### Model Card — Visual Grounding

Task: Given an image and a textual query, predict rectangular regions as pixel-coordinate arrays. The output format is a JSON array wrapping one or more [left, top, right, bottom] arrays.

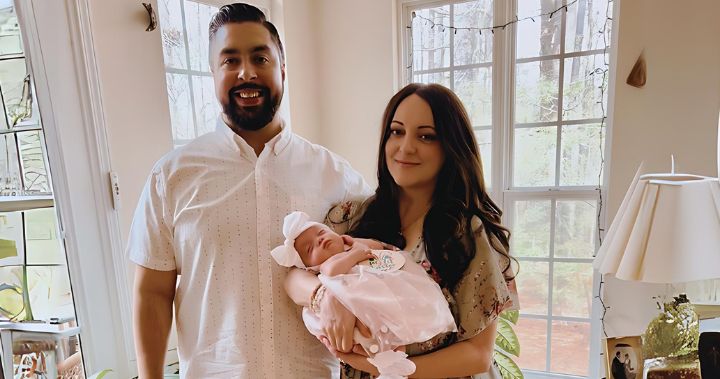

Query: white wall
[[87, 0, 174, 243], [602, 0, 720, 338], [284, 0, 397, 183]]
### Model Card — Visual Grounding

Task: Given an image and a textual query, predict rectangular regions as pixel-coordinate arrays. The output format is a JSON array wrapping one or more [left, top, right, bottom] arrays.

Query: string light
[[591, 0, 614, 340], [411, 0, 578, 36]]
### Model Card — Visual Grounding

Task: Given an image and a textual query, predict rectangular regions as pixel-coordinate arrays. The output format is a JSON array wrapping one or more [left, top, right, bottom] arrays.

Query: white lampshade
[[594, 169, 720, 283]]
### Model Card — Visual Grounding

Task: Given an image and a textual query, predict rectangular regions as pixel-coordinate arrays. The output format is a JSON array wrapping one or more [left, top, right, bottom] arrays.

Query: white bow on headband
[[270, 211, 324, 269]]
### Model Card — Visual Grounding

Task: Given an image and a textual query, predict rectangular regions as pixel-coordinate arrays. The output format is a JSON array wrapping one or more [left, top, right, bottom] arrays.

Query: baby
[[271, 211, 456, 379]]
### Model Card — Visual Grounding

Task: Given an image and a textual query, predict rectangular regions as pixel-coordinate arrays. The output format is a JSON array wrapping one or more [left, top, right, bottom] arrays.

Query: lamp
[[594, 109, 720, 282], [593, 161, 720, 283], [593, 110, 720, 379]]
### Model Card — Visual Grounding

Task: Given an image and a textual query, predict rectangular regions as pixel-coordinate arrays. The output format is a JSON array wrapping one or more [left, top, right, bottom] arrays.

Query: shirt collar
[[216, 117, 293, 157]]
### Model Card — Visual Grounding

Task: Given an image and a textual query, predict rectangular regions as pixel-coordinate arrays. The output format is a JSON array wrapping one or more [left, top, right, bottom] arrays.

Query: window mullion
[[179, 0, 200, 140], [448, 4, 455, 90]]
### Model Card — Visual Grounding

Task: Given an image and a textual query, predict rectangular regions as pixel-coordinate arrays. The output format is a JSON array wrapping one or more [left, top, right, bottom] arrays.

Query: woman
[[287, 83, 517, 378]]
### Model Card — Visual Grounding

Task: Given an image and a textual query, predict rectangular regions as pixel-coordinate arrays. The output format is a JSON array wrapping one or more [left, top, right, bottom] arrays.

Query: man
[[611, 351, 627, 379], [128, 4, 370, 378]]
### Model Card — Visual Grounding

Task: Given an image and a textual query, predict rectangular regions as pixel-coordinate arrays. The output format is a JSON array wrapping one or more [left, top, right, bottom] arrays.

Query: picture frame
[[605, 336, 644, 379]]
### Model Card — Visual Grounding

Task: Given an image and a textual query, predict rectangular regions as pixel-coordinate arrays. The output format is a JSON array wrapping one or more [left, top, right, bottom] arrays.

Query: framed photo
[[605, 336, 643, 379]]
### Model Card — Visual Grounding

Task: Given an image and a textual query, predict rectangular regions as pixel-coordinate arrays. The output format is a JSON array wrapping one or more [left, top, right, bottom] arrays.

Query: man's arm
[[133, 265, 177, 379]]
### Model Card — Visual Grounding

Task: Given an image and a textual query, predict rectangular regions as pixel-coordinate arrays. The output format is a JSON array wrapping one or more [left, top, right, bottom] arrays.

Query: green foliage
[[93, 369, 113, 379], [495, 349, 523, 379], [500, 309, 519, 324], [496, 317, 521, 357], [495, 310, 523, 379]]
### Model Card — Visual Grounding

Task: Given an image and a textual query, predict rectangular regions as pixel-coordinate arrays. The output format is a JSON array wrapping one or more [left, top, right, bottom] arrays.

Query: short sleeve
[[339, 163, 373, 204], [127, 167, 176, 271], [452, 218, 513, 341], [323, 200, 366, 234]]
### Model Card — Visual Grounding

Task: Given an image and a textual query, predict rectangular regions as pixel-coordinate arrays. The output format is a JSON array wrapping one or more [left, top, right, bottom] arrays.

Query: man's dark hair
[[208, 3, 285, 63]]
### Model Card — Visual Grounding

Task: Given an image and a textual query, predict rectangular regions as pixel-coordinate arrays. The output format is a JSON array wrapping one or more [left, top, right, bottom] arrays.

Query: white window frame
[[397, 0, 612, 377]]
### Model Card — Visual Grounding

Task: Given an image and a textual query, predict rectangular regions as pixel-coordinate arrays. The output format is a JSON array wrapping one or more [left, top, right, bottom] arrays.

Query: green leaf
[[90, 369, 113, 379], [496, 317, 521, 357], [500, 309, 519, 324], [495, 350, 524, 379]]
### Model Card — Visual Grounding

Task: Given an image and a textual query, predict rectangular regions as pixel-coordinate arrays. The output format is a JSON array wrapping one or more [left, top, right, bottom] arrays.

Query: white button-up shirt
[[128, 120, 371, 378]]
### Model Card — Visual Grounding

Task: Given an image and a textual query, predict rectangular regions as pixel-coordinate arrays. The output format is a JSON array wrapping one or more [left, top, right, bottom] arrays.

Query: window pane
[[552, 262, 593, 318], [27, 266, 74, 321], [550, 321, 590, 376], [513, 126, 557, 187], [0, 134, 22, 195], [452, 0, 493, 65], [184, 1, 218, 72], [18, 131, 50, 194], [455, 67, 492, 126], [565, 0, 612, 53], [166, 73, 194, 140], [25, 208, 63, 265], [511, 200, 551, 258], [516, 261, 549, 315], [516, 0, 563, 59], [413, 71, 450, 87], [0, 58, 30, 129], [0, 212, 24, 266], [0, 266, 24, 320], [412, 6, 450, 71], [560, 124, 605, 186], [563, 54, 608, 120], [515, 318, 547, 371], [555, 200, 597, 258], [515, 60, 559, 123], [192, 75, 219, 136], [158, 0, 188, 69], [474, 128, 492, 188], [0, 6, 24, 56]]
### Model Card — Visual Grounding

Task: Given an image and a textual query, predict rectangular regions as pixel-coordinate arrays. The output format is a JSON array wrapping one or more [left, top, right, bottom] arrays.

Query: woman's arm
[[284, 254, 368, 353], [408, 319, 497, 377], [284, 267, 319, 307], [335, 320, 498, 377]]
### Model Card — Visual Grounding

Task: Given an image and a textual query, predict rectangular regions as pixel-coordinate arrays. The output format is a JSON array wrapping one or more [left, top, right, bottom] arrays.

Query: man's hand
[[318, 289, 357, 353]]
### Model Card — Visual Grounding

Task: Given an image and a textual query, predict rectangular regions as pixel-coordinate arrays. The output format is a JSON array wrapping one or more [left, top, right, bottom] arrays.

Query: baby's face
[[294, 224, 344, 267]]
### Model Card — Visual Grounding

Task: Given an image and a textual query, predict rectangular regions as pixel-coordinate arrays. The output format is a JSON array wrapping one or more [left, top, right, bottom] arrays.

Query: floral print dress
[[325, 203, 517, 379]]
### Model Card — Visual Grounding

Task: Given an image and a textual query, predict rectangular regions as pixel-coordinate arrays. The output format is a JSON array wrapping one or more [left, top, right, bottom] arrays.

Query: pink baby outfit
[[303, 250, 457, 379]]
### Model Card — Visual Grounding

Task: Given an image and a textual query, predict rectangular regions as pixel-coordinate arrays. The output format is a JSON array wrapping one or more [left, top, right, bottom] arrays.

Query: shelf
[[0, 195, 54, 212]]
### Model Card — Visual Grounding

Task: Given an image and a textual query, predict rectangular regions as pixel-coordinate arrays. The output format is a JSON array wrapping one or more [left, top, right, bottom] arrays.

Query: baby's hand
[[350, 249, 377, 263]]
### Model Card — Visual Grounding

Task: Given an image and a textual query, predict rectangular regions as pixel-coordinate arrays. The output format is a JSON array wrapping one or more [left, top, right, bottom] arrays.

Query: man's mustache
[[229, 84, 270, 96]]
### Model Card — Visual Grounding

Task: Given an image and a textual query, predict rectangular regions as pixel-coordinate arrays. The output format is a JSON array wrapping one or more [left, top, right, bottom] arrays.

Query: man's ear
[[341, 235, 354, 246]]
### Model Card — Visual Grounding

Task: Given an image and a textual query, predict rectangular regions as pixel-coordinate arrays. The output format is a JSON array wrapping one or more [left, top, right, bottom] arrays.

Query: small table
[[0, 321, 83, 379]]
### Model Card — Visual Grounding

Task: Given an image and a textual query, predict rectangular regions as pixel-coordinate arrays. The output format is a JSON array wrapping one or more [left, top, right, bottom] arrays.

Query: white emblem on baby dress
[[361, 250, 406, 272]]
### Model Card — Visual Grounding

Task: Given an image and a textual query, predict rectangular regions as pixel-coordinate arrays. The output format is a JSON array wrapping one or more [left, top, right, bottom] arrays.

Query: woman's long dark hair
[[350, 83, 514, 290]]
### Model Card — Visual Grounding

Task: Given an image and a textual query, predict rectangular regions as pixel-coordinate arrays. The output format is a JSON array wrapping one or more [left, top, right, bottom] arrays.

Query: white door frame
[[16, 0, 133, 376]]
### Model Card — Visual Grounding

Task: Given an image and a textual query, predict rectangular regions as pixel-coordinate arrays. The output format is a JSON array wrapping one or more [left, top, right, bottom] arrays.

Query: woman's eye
[[390, 129, 403, 136], [420, 134, 438, 141]]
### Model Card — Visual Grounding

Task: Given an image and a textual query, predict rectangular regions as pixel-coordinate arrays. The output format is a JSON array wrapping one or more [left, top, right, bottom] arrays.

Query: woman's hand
[[318, 290, 357, 353], [320, 337, 380, 376]]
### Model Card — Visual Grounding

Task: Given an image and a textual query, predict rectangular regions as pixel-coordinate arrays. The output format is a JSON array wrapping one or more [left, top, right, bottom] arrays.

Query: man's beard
[[223, 84, 283, 132]]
